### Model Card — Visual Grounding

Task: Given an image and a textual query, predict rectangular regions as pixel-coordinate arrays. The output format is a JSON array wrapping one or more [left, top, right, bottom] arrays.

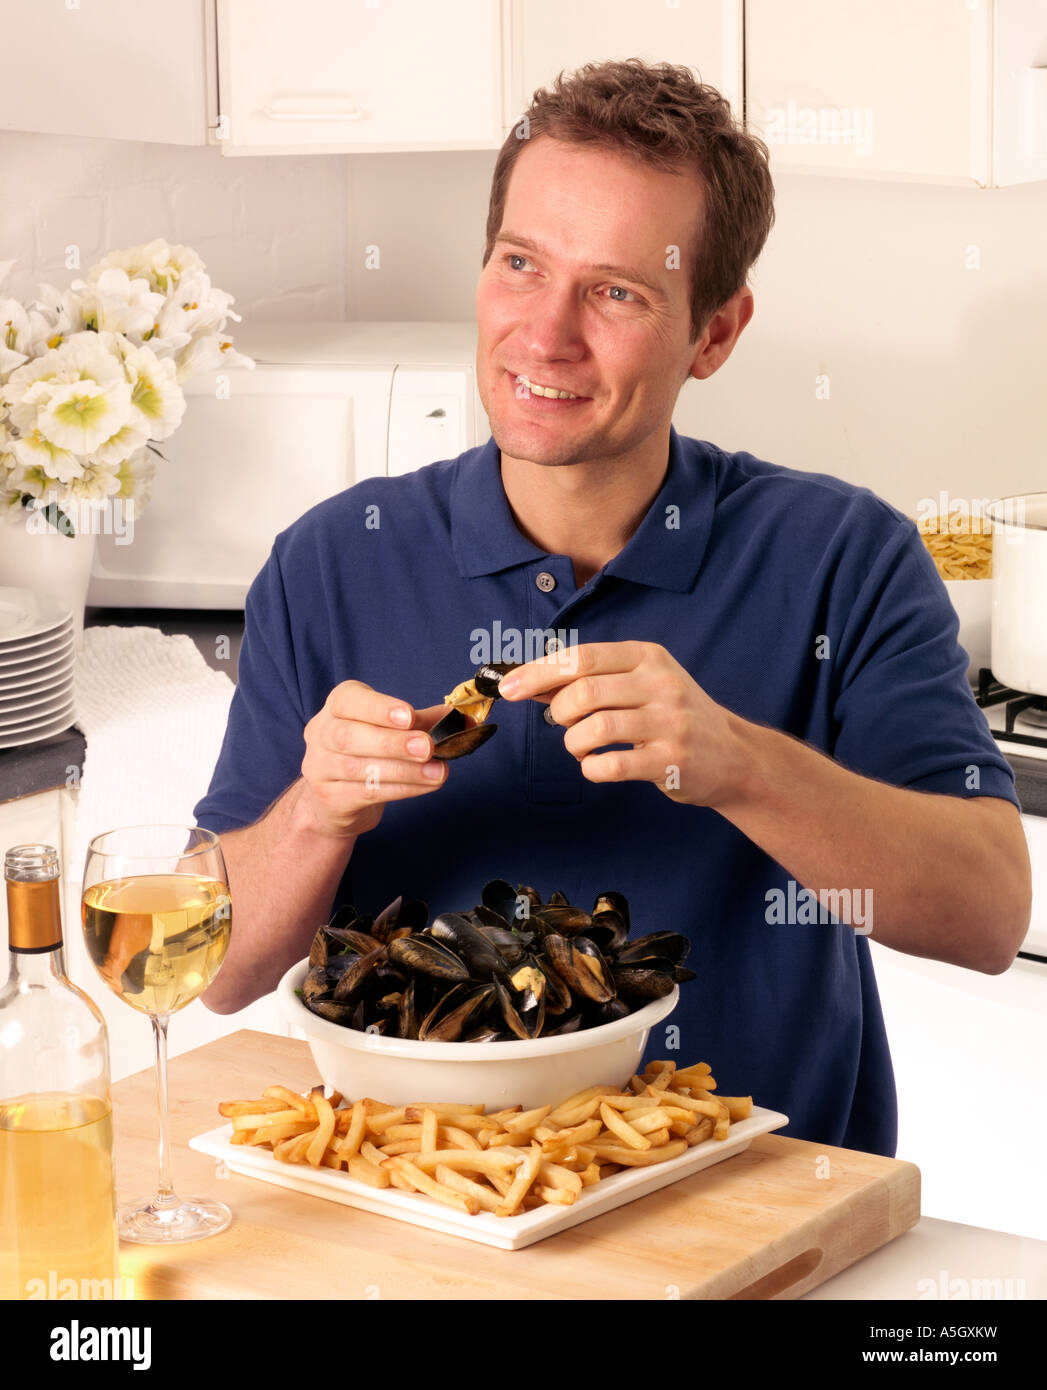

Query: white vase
[[0, 513, 98, 646]]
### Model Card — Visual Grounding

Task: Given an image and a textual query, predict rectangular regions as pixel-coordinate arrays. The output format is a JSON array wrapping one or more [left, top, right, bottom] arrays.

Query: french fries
[[218, 1060, 753, 1219]]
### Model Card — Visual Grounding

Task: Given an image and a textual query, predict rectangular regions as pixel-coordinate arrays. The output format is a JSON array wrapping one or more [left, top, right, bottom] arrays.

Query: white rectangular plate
[[189, 1106, 789, 1251]]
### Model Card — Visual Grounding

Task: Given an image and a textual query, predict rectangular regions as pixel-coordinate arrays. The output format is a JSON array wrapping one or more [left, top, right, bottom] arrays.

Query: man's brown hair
[[482, 58, 775, 343]]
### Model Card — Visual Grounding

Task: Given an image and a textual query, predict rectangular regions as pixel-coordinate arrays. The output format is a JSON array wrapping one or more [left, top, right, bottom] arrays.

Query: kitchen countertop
[[110, 1029, 1047, 1300], [4, 608, 1047, 816]]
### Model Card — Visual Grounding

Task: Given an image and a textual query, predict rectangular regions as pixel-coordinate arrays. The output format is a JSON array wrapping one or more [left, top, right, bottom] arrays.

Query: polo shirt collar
[[451, 425, 715, 593]]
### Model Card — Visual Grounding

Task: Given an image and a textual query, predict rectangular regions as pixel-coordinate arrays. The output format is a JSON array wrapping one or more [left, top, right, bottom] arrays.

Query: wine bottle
[[0, 844, 118, 1300]]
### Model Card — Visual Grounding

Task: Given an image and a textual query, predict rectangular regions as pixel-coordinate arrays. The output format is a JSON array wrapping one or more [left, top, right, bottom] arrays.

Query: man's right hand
[[298, 680, 451, 838]]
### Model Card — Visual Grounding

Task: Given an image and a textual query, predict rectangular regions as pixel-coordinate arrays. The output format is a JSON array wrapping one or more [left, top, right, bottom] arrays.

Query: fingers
[[547, 672, 651, 730], [499, 642, 650, 701], [301, 683, 451, 833]]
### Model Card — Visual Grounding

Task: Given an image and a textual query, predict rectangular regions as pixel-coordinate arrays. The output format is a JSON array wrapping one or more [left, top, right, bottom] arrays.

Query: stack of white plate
[[0, 588, 77, 751]]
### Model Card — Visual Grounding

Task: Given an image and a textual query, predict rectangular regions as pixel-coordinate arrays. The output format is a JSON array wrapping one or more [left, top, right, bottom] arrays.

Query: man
[[196, 59, 1031, 1157]]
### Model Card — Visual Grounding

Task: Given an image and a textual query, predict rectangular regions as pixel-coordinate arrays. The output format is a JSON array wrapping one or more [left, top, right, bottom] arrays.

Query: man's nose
[[519, 281, 587, 363]]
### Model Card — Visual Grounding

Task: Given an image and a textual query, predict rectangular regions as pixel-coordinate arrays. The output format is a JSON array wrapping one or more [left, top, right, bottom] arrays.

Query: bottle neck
[[7, 944, 68, 987]]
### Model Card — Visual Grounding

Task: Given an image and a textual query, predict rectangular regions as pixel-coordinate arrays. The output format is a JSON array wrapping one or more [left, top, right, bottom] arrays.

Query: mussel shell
[[332, 945, 387, 1001], [543, 933, 615, 1004], [308, 930, 329, 969], [398, 975, 420, 1040], [535, 903, 593, 935], [615, 931, 691, 966], [431, 721, 498, 760], [544, 1012, 585, 1037], [389, 934, 470, 981], [592, 890, 631, 934], [495, 978, 546, 1040], [303, 963, 334, 1001], [540, 958, 573, 1015], [370, 894, 402, 943], [472, 661, 519, 699], [329, 927, 385, 955], [328, 902, 364, 933], [472, 908, 534, 963], [584, 998, 632, 1027], [307, 998, 356, 1025], [418, 982, 497, 1042], [429, 912, 508, 978], [611, 966, 676, 1002]]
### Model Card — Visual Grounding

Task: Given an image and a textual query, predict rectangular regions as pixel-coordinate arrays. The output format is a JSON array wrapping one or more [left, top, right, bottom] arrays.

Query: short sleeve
[[830, 513, 1020, 809], [193, 544, 308, 833]]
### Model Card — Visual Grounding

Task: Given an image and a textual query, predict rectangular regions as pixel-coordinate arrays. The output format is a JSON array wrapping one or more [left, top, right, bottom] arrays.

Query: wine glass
[[81, 824, 232, 1243]]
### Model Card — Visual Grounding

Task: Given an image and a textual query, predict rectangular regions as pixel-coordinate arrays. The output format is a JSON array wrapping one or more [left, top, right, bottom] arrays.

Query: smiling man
[[195, 60, 1031, 1157]]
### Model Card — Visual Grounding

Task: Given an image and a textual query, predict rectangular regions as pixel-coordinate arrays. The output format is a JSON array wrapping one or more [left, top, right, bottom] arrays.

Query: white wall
[[0, 131, 349, 323]]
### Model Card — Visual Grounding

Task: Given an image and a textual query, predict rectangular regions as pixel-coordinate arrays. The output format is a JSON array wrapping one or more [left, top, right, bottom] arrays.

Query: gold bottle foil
[[5, 845, 63, 952]]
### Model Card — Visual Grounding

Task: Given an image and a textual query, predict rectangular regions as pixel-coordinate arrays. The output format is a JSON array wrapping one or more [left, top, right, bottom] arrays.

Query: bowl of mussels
[[278, 877, 691, 1110]]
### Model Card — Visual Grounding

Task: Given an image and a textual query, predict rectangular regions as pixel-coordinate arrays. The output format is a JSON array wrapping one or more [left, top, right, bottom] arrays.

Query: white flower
[[111, 444, 157, 507], [69, 267, 166, 342], [89, 239, 205, 297], [111, 336, 187, 441], [10, 428, 83, 483], [0, 297, 57, 383], [2, 332, 139, 460]]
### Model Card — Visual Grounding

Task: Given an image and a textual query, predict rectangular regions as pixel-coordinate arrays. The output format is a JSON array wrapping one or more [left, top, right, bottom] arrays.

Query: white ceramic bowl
[[278, 960, 679, 1110]]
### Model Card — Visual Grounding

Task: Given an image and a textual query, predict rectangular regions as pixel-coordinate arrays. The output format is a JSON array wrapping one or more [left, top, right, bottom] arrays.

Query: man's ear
[[687, 286, 755, 383]]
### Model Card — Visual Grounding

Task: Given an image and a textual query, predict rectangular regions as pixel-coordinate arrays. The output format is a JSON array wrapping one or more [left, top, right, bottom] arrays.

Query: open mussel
[[418, 982, 496, 1042], [429, 661, 520, 760]]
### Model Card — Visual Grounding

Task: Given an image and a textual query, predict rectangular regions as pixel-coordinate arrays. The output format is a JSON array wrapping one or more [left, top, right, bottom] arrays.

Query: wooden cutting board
[[111, 1029, 920, 1300]]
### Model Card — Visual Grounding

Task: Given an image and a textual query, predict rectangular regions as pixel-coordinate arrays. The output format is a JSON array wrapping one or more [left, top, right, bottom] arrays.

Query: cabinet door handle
[[263, 98, 367, 122]]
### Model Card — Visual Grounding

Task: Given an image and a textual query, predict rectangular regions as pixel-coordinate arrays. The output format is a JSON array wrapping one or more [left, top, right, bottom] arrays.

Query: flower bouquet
[[0, 239, 253, 539]]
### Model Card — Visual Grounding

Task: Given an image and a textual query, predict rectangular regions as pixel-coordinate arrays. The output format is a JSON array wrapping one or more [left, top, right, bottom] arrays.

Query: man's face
[[475, 135, 708, 469]]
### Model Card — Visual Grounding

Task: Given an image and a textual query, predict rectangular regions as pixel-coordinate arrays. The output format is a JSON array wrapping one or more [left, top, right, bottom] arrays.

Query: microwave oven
[[88, 321, 489, 609]]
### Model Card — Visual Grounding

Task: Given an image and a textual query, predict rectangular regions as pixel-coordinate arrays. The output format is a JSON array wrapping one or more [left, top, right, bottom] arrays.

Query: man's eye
[[506, 254, 532, 272], [605, 285, 637, 303]]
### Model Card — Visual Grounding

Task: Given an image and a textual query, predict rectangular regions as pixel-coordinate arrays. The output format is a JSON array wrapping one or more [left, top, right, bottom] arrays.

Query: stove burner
[[1017, 699, 1047, 730], [975, 670, 1047, 751]]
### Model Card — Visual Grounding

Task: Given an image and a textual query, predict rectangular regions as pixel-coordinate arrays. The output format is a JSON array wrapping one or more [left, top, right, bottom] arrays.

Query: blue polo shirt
[[194, 426, 1020, 1156]]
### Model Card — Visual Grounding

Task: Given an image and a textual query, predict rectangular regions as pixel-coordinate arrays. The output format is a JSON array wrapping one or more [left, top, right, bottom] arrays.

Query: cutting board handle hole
[[728, 1246, 824, 1300]]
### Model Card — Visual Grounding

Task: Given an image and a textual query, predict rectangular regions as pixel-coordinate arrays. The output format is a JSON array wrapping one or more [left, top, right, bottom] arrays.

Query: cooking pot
[[988, 492, 1047, 695]]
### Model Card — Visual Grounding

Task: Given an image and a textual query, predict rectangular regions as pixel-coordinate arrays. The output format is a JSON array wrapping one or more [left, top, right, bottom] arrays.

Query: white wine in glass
[[81, 825, 232, 1243]]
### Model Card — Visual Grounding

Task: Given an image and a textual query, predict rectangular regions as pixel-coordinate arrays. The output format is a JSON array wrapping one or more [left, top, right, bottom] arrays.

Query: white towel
[[69, 625, 234, 880]]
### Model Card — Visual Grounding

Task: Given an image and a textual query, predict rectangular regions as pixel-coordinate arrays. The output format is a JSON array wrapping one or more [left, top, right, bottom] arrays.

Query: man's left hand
[[498, 641, 744, 808]]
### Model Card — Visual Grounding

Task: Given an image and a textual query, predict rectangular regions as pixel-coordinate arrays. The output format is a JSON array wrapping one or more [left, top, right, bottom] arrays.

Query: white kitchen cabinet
[[0, 0, 214, 145], [510, 0, 743, 121], [746, 0, 1047, 187], [216, 0, 504, 154]]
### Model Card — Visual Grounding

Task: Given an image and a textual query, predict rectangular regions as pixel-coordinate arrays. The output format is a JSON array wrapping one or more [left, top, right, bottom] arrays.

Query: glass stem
[[151, 1013, 177, 1211]]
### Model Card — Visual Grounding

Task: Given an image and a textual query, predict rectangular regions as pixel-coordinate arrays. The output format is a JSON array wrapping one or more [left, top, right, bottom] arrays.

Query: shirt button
[[535, 571, 556, 593], [543, 706, 558, 726]]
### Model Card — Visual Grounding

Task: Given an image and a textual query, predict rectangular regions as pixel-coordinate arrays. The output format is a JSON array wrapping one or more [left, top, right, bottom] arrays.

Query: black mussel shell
[[303, 963, 334, 1001], [544, 1012, 585, 1037], [328, 902, 363, 933], [480, 878, 532, 928], [370, 894, 402, 943], [543, 933, 616, 1004], [535, 903, 593, 935], [328, 926, 384, 955], [592, 890, 631, 934], [429, 912, 508, 979], [611, 966, 676, 1002], [332, 946, 387, 1002], [389, 934, 471, 981], [430, 720, 498, 761], [307, 998, 356, 1025], [615, 931, 691, 967], [495, 958, 547, 1039], [584, 998, 632, 1027], [472, 661, 519, 699], [418, 982, 496, 1042], [308, 930, 329, 969], [472, 908, 534, 963]]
